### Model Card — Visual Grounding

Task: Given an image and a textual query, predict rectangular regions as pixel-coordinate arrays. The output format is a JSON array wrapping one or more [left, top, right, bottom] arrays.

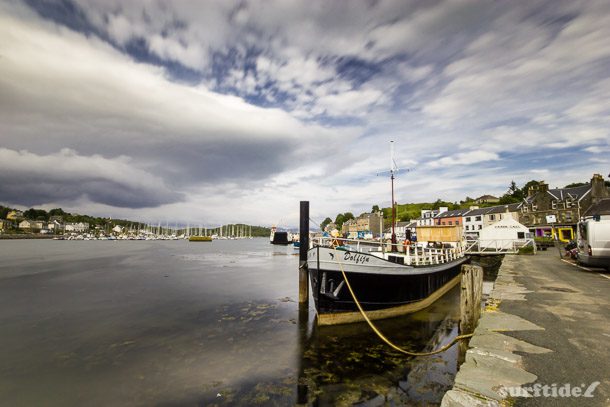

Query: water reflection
[[293, 255, 504, 406], [296, 286, 462, 406]]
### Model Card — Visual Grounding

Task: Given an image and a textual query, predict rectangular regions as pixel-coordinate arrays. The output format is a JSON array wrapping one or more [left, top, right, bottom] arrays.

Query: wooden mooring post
[[299, 201, 309, 306], [458, 264, 483, 364]]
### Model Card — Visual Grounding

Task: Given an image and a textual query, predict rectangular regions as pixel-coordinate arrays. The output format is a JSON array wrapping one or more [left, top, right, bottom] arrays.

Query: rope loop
[[334, 247, 473, 357]]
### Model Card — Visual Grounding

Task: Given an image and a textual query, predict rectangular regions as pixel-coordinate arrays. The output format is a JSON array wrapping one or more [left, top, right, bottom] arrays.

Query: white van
[[577, 218, 610, 270]]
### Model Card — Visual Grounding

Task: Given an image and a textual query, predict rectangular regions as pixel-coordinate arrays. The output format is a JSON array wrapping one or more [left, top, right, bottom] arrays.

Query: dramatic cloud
[[0, 148, 180, 207], [1, 0, 609, 225]]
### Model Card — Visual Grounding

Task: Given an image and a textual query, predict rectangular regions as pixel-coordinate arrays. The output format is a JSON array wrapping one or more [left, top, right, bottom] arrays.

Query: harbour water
[[0, 239, 496, 406]]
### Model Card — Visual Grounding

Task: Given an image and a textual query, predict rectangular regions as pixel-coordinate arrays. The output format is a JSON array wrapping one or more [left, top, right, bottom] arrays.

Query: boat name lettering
[[343, 252, 370, 264]]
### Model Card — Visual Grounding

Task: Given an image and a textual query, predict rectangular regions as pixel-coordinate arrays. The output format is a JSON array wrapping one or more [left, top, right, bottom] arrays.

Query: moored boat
[[307, 239, 467, 325], [270, 226, 291, 245], [189, 236, 213, 242], [306, 140, 468, 325]]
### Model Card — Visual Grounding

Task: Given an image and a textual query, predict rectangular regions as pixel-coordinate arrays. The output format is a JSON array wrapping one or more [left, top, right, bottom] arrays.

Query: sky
[[1, 0, 609, 227]]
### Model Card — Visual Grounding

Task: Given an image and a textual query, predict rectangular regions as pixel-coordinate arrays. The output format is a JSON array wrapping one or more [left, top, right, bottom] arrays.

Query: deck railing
[[311, 236, 466, 266], [464, 238, 536, 254], [311, 235, 537, 262]]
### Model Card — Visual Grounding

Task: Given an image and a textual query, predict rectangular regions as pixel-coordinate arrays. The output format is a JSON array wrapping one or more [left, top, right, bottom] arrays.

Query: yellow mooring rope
[[335, 248, 474, 357]]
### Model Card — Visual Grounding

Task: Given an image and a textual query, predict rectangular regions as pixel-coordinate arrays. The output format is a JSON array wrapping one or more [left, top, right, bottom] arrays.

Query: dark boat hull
[[270, 231, 291, 245], [307, 246, 468, 325]]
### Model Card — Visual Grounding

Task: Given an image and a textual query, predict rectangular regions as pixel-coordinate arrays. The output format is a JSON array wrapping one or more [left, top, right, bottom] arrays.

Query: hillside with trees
[[0, 205, 270, 236]]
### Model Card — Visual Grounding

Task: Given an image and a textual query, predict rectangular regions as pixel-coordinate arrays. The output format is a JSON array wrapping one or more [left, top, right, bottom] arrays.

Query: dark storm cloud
[[155, 139, 296, 186], [0, 148, 182, 208], [0, 3, 344, 210]]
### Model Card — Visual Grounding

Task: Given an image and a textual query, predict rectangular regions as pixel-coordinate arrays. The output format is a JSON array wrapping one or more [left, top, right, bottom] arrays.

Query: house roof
[[477, 195, 498, 200], [547, 184, 591, 201], [484, 203, 522, 214], [583, 198, 610, 217], [435, 208, 471, 218], [463, 207, 492, 217]]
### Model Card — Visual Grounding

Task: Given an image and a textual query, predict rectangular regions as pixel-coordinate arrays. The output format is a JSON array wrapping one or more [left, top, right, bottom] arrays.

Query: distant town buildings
[[340, 212, 383, 238], [395, 174, 609, 243], [65, 222, 90, 233]]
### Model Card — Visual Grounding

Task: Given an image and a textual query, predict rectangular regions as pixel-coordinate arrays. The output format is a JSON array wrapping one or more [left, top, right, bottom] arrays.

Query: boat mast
[[390, 140, 397, 250]]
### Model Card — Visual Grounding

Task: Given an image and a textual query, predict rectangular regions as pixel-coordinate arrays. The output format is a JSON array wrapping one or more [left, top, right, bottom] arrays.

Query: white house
[[47, 220, 62, 231], [478, 217, 531, 250], [463, 207, 487, 236], [65, 222, 89, 233], [395, 221, 417, 239], [18, 220, 44, 230], [416, 207, 448, 226], [482, 203, 521, 228]]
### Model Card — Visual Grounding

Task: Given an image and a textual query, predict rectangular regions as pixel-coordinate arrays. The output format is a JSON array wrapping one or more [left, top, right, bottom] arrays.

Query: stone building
[[356, 212, 383, 236], [341, 219, 357, 236], [519, 174, 609, 241]]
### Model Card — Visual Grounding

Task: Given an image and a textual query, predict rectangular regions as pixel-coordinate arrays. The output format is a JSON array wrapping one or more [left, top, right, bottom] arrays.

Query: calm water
[[0, 239, 491, 406]]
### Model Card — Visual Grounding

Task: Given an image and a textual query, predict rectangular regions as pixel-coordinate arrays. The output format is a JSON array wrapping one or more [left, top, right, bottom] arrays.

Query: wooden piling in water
[[299, 201, 309, 305], [459, 264, 483, 335], [458, 264, 483, 364]]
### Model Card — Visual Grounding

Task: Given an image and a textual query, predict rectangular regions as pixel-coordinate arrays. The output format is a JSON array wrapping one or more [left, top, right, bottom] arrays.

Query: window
[[478, 225, 482, 230], [566, 199, 572, 208], [465, 217, 471, 222], [456, 220, 460, 225], [532, 204, 538, 211], [517, 232, 525, 239], [551, 200, 557, 209], [489, 214, 495, 221], [475, 216, 481, 221], [449, 221, 453, 225]]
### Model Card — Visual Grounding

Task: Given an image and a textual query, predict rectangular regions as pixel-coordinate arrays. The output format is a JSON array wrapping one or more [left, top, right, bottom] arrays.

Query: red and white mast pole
[[390, 141, 397, 251]]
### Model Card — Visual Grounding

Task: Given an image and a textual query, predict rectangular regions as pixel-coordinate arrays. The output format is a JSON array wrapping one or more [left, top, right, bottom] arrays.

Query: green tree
[[334, 212, 355, 230], [371, 205, 380, 213], [498, 180, 524, 204], [0, 205, 10, 219], [498, 195, 520, 204], [520, 180, 540, 198], [23, 208, 49, 221], [399, 213, 411, 222], [334, 213, 346, 229], [508, 180, 519, 196], [432, 199, 455, 210], [320, 217, 332, 231], [48, 208, 67, 217], [564, 182, 587, 188]]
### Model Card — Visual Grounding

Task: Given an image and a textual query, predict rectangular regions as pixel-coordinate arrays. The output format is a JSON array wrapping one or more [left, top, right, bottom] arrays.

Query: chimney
[[590, 173, 609, 203], [538, 181, 548, 194], [527, 183, 539, 197]]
